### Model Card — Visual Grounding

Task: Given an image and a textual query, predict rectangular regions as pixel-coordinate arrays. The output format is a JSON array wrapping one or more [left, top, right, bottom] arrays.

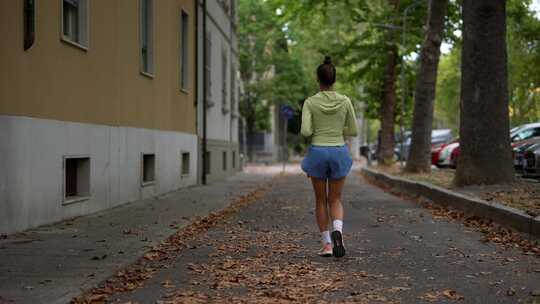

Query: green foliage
[[238, 0, 310, 132], [507, 0, 540, 125], [270, 0, 435, 131], [434, 44, 461, 134], [240, 0, 540, 137], [434, 0, 540, 131]]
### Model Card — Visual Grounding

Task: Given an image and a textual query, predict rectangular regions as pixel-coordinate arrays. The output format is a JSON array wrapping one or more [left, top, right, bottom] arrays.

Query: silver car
[[395, 129, 453, 161], [511, 122, 540, 143]]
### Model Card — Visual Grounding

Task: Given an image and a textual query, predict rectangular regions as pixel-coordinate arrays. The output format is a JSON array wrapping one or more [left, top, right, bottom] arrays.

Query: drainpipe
[[202, 0, 208, 185], [229, 3, 235, 163]]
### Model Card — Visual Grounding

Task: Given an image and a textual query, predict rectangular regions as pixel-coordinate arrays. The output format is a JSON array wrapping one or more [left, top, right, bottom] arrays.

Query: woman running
[[300, 56, 358, 258]]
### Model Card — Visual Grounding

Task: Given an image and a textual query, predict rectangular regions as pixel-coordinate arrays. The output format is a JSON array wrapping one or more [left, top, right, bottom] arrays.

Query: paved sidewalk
[[0, 165, 279, 304], [94, 165, 538, 303]]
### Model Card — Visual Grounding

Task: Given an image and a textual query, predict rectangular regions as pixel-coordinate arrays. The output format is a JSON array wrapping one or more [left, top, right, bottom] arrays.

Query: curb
[[361, 167, 540, 238]]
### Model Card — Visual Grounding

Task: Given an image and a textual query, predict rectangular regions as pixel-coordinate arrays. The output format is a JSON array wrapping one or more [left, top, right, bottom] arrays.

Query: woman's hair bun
[[324, 56, 332, 65]]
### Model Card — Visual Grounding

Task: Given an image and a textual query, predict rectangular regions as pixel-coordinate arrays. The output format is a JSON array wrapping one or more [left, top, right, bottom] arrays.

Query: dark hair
[[317, 56, 336, 87]]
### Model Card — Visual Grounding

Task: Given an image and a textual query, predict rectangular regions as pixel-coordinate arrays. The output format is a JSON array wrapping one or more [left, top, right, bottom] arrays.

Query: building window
[[230, 63, 236, 115], [221, 49, 228, 114], [24, 0, 36, 51], [142, 154, 156, 185], [180, 10, 189, 91], [205, 32, 213, 107], [205, 151, 211, 174], [140, 0, 154, 76], [222, 151, 227, 171], [232, 151, 236, 169], [61, 0, 89, 48], [231, 0, 236, 19], [63, 156, 90, 204], [218, 0, 231, 15], [181, 152, 190, 176]]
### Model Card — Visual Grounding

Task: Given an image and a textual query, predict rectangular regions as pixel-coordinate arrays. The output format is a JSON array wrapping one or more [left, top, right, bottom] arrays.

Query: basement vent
[[63, 156, 90, 204], [181, 152, 190, 176], [205, 151, 211, 174], [142, 154, 156, 185]]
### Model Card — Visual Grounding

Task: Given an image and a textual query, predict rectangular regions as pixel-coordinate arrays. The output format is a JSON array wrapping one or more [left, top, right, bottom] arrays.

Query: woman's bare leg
[[310, 177, 329, 232], [328, 177, 346, 221], [328, 177, 346, 257]]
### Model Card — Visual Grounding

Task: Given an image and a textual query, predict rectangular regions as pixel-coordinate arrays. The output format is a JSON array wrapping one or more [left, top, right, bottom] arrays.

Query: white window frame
[[140, 0, 155, 78], [60, 0, 89, 50], [180, 9, 190, 92]]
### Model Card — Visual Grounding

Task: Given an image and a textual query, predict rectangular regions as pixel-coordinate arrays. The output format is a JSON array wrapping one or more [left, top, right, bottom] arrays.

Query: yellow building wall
[[0, 0, 197, 134]]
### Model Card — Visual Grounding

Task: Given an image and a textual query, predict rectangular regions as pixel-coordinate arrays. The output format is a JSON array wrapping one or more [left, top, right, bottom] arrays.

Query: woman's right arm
[[300, 100, 313, 137]]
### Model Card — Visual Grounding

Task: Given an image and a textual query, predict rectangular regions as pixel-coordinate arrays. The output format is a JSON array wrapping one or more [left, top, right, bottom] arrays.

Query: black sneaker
[[331, 230, 345, 258]]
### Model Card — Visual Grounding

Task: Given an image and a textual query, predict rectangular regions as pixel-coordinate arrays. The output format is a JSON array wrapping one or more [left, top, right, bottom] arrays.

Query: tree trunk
[[405, 0, 448, 173], [246, 115, 255, 163], [455, 0, 514, 186], [378, 0, 400, 166], [378, 46, 399, 166]]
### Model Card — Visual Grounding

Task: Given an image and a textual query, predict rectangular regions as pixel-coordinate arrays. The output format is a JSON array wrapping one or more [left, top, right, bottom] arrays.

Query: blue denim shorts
[[301, 145, 353, 180]]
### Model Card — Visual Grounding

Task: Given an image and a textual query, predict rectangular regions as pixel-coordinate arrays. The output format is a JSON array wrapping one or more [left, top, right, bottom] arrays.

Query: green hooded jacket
[[300, 91, 358, 146]]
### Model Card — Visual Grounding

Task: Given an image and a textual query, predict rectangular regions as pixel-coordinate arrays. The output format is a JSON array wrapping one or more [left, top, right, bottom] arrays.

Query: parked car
[[434, 123, 540, 170], [394, 131, 411, 161], [448, 135, 537, 170], [510, 122, 540, 143], [437, 142, 460, 168], [432, 129, 454, 147], [432, 138, 458, 166], [431, 144, 446, 166], [523, 143, 540, 178], [450, 145, 460, 168], [512, 137, 540, 173], [395, 129, 453, 161]]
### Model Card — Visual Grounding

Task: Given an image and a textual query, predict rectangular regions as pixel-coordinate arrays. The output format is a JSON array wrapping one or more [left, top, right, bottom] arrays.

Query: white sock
[[321, 230, 331, 245], [333, 220, 343, 233]]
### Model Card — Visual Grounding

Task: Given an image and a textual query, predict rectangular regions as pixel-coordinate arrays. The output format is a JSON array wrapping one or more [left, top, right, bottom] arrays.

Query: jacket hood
[[309, 91, 348, 114]]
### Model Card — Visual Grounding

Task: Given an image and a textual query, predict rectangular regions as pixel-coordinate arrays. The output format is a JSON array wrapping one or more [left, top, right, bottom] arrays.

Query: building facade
[[0, 0, 198, 234], [197, 0, 241, 184]]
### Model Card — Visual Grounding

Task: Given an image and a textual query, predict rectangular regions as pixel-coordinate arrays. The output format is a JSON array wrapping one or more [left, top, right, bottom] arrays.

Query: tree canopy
[[239, 0, 540, 140]]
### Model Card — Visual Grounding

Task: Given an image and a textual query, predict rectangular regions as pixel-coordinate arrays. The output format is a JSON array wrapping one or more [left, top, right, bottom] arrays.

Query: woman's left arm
[[343, 100, 358, 137]]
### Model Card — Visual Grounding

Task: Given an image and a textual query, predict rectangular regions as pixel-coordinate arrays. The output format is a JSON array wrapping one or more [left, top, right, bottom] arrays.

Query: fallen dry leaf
[[442, 289, 464, 300], [71, 185, 270, 304]]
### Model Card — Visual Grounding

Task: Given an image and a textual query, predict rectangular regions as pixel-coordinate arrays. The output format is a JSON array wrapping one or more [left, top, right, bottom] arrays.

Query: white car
[[437, 142, 460, 168], [511, 122, 540, 143]]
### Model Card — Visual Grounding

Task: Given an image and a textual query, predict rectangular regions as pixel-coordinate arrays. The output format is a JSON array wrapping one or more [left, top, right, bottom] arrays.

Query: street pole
[[202, 0, 208, 184]]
